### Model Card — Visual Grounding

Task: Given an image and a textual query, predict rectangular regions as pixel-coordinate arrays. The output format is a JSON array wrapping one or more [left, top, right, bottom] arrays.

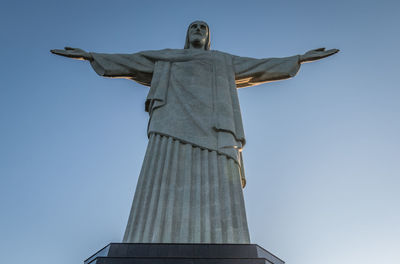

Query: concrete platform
[[85, 243, 284, 264]]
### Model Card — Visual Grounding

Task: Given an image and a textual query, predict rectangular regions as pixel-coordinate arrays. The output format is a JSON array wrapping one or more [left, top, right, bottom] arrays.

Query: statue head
[[184, 21, 210, 50]]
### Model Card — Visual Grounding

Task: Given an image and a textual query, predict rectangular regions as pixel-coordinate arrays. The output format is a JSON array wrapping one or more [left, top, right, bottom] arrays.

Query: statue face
[[188, 21, 209, 49]]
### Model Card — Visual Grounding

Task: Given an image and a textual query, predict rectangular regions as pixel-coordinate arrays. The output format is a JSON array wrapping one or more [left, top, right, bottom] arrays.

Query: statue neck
[[189, 41, 205, 50]]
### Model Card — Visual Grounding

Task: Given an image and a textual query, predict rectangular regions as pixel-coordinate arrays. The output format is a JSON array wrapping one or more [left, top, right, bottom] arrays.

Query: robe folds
[[89, 49, 301, 243]]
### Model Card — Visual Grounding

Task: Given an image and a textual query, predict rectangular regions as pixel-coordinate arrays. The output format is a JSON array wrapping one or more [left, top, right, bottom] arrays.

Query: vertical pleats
[[123, 133, 250, 244]]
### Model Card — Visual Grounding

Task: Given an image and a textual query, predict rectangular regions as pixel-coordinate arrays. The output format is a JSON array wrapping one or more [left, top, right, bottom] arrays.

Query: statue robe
[[90, 49, 300, 243]]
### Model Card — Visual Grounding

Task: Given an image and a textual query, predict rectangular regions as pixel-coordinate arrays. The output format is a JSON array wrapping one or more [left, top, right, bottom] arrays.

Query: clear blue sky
[[1, 0, 399, 263]]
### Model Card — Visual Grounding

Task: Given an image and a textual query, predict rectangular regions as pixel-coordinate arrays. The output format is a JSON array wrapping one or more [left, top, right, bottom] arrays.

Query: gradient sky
[[1, 1, 399, 264]]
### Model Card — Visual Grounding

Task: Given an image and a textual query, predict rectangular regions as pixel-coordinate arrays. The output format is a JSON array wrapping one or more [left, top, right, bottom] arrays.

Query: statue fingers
[[328, 48, 340, 54], [50, 48, 83, 59], [50, 49, 69, 56], [321, 48, 340, 58], [314, 47, 326, 52], [304, 47, 325, 58]]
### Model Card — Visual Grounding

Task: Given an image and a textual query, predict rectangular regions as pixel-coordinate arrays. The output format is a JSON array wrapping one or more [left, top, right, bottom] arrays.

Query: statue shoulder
[[211, 49, 234, 57]]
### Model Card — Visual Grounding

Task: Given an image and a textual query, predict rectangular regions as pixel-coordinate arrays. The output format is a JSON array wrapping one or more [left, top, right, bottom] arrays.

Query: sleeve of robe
[[233, 55, 301, 88], [89, 52, 155, 86]]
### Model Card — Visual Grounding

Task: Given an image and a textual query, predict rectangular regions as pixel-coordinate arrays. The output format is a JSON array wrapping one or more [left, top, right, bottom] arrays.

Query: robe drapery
[[89, 49, 301, 243]]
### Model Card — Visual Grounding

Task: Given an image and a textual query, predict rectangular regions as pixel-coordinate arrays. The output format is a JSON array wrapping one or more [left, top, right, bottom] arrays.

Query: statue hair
[[184, 21, 211, 50]]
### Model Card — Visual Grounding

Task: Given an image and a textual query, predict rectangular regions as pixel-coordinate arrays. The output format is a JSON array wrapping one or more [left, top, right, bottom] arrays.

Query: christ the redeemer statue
[[51, 21, 338, 244]]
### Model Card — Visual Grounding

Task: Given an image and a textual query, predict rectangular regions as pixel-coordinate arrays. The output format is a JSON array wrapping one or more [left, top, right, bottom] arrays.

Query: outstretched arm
[[233, 54, 301, 88], [50, 47, 155, 85], [233, 47, 339, 88]]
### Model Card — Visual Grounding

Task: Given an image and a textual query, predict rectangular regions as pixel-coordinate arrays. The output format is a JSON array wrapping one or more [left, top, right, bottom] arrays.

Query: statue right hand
[[50, 47, 93, 61]]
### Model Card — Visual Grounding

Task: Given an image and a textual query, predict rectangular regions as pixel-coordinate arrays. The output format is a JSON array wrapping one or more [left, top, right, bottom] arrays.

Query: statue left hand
[[50, 47, 93, 61], [300, 48, 339, 63]]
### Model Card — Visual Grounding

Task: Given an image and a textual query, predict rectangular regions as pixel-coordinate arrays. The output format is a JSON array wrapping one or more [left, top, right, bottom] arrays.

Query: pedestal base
[[85, 243, 284, 264]]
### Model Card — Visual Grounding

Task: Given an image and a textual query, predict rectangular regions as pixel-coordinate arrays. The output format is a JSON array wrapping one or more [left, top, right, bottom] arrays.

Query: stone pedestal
[[85, 243, 284, 264]]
